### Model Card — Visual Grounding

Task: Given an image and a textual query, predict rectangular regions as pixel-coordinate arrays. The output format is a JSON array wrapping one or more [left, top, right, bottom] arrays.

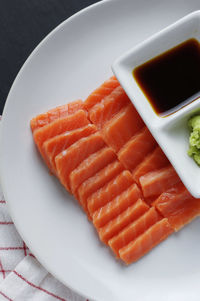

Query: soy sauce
[[133, 38, 200, 116]]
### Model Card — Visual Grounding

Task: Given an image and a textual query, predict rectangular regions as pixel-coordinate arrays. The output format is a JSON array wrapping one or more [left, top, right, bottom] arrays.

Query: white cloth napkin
[[0, 120, 88, 301]]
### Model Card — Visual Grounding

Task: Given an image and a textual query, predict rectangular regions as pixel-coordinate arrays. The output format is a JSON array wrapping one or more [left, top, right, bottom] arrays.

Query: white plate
[[1, 1, 200, 300]]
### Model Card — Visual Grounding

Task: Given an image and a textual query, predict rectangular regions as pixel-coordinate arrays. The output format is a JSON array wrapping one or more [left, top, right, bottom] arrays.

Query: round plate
[[1, 1, 200, 300]]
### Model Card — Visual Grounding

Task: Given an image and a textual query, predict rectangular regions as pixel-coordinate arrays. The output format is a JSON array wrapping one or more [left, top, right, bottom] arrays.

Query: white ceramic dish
[[112, 11, 200, 198], [1, 1, 200, 301]]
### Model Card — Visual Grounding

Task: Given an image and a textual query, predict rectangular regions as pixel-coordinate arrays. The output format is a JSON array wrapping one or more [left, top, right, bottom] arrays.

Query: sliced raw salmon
[[84, 76, 119, 110], [69, 147, 116, 195], [55, 132, 105, 192], [118, 127, 157, 171], [139, 166, 181, 198], [109, 207, 162, 256], [31, 81, 198, 265], [144, 196, 157, 206], [87, 170, 134, 215], [30, 100, 83, 132], [33, 110, 90, 167], [43, 124, 97, 174], [98, 199, 149, 244], [77, 160, 124, 212], [152, 183, 190, 214], [89, 86, 130, 129], [166, 197, 200, 231], [102, 104, 144, 152], [133, 147, 169, 184], [93, 183, 142, 229], [119, 218, 173, 264], [153, 183, 200, 231]]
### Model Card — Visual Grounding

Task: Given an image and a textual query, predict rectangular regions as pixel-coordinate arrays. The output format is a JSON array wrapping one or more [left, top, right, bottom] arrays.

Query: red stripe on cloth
[[0, 247, 28, 251], [13, 271, 67, 301], [0, 257, 5, 279], [23, 242, 27, 256], [0, 291, 13, 301], [0, 200, 6, 204], [0, 222, 13, 225], [0, 270, 12, 273], [29, 253, 35, 258]]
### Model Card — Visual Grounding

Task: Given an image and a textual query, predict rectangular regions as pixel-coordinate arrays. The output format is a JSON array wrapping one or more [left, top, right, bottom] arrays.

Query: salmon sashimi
[[133, 147, 169, 184], [69, 147, 116, 195], [139, 166, 181, 198], [77, 160, 124, 211], [166, 197, 200, 231], [119, 218, 173, 264], [152, 183, 191, 215], [84, 76, 119, 111], [109, 207, 162, 256], [87, 170, 134, 215], [152, 183, 200, 231], [33, 110, 90, 167], [30, 100, 83, 132], [89, 86, 130, 129], [43, 124, 97, 174], [31, 79, 200, 265], [93, 183, 142, 229], [102, 104, 144, 152], [144, 196, 157, 206], [118, 127, 157, 171], [98, 199, 149, 244], [55, 132, 105, 192]]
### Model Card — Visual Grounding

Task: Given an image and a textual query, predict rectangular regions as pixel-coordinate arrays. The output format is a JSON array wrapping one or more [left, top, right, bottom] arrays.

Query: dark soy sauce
[[133, 38, 200, 117]]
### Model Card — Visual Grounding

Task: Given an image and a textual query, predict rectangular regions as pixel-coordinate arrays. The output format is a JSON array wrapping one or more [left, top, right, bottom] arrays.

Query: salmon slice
[[102, 104, 144, 152], [93, 183, 142, 229], [87, 170, 134, 215], [84, 76, 119, 110], [89, 86, 130, 129], [153, 183, 200, 231], [118, 127, 157, 171], [139, 166, 181, 198], [152, 183, 191, 214], [69, 147, 116, 195], [133, 147, 169, 184], [33, 110, 90, 167], [109, 207, 162, 256], [144, 196, 157, 206], [55, 132, 105, 192], [77, 160, 124, 212], [119, 218, 173, 264], [166, 197, 200, 231], [98, 199, 149, 244], [43, 124, 97, 174], [30, 100, 83, 132]]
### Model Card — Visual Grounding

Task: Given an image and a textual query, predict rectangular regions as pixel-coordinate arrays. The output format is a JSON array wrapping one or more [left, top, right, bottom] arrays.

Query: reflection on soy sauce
[[133, 38, 200, 117]]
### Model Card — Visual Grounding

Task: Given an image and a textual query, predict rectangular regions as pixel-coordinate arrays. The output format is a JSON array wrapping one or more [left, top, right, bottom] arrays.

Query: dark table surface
[[0, 0, 100, 115]]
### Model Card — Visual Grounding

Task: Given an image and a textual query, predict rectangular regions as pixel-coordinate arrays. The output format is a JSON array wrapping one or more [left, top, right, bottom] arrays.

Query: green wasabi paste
[[188, 115, 200, 166]]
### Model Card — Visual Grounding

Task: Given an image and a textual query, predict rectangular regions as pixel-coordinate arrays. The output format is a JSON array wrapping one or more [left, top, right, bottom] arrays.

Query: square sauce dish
[[112, 11, 200, 198]]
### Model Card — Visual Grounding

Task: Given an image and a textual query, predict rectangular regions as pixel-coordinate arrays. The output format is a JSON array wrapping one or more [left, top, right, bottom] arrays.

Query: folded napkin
[[0, 120, 88, 301]]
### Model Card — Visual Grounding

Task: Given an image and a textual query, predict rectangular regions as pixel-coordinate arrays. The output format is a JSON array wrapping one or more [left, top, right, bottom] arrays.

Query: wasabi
[[188, 115, 200, 165]]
